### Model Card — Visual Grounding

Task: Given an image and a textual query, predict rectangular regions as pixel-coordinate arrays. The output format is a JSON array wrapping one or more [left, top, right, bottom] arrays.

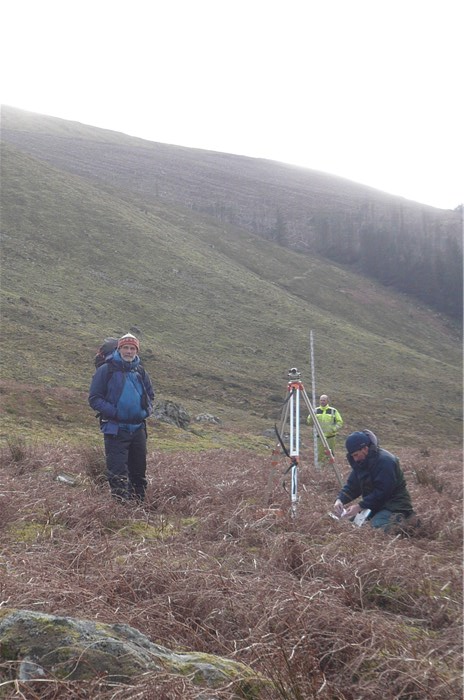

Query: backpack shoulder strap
[[102, 362, 126, 405], [134, 365, 147, 385], [100, 361, 119, 393], [102, 361, 113, 382]]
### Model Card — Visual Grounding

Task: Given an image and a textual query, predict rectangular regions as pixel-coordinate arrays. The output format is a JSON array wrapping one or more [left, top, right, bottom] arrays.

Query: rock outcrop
[[152, 400, 191, 429], [0, 608, 265, 697]]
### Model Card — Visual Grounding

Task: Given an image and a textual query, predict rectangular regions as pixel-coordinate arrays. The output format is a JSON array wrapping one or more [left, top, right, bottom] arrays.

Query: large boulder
[[152, 400, 190, 429], [195, 413, 222, 424], [0, 608, 266, 696]]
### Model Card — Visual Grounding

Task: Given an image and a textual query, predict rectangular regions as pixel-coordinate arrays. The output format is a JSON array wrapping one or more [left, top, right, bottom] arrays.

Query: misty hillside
[[0, 106, 462, 450], [2, 105, 462, 321]]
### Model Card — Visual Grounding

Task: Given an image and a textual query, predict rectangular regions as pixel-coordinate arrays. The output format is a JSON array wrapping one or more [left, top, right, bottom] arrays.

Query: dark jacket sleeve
[[359, 452, 399, 512], [88, 365, 118, 420], [338, 471, 362, 504]]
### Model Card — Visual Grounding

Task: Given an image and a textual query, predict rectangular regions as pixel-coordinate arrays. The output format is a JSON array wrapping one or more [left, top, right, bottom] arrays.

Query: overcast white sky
[[2, 0, 462, 209]]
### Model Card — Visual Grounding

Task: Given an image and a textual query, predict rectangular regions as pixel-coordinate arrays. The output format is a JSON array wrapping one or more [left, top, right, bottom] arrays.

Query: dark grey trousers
[[104, 427, 147, 500]]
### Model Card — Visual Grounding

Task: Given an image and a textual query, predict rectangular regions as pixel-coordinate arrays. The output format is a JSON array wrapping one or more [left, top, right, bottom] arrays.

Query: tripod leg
[[289, 389, 300, 456], [278, 399, 290, 443], [289, 387, 300, 516], [262, 398, 291, 507], [290, 462, 298, 518]]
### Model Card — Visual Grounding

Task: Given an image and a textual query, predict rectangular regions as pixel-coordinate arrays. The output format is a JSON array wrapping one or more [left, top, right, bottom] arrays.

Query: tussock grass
[[0, 441, 461, 698], [412, 464, 445, 493]]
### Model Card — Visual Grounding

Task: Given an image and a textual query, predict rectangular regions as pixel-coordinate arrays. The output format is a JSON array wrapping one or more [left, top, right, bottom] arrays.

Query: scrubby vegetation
[[0, 438, 461, 699]]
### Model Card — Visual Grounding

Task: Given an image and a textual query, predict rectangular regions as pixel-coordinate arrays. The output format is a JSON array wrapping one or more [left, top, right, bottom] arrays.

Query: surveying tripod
[[275, 368, 343, 516]]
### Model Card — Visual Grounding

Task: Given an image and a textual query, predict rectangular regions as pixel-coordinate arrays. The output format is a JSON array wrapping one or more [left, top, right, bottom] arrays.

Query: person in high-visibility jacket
[[307, 394, 343, 463]]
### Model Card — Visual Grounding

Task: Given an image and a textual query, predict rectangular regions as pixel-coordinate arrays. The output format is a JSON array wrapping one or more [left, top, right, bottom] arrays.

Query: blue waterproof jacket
[[337, 445, 413, 515], [88, 352, 155, 435]]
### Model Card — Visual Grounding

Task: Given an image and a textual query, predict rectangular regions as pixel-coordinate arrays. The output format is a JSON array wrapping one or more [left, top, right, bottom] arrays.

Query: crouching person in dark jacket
[[332, 431, 415, 532], [89, 333, 155, 502]]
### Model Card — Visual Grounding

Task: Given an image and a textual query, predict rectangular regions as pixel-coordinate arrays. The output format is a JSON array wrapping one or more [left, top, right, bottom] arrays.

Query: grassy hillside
[[1, 140, 461, 450], [2, 105, 461, 322]]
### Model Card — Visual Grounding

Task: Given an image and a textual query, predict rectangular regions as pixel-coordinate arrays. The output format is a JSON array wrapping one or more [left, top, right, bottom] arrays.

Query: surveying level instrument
[[275, 368, 343, 517]]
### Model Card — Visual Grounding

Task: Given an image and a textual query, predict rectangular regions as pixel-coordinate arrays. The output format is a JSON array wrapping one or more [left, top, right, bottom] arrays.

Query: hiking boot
[[108, 476, 129, 502], [128, 483, 146, 502]]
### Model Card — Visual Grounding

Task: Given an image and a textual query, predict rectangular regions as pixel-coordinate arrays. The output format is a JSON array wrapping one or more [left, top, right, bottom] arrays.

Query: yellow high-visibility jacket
[[307, 405, 343, 438]]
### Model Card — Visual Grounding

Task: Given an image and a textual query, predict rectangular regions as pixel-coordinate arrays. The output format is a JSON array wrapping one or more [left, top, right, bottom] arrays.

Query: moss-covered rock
[[0, 608, 266, 697]]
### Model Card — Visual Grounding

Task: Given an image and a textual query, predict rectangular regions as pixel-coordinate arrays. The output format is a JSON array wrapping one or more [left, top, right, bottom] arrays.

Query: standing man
[[307, 394, 343, 463], [89, 333, 155, 502], [333, 431, 415, 531]]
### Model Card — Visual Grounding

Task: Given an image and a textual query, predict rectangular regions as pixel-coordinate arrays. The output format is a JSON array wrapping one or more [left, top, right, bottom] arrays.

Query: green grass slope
[[1, 142, 462, 449], [2, 105, 461, 325]]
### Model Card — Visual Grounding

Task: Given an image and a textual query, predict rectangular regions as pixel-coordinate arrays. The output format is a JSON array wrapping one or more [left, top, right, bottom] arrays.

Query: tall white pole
[[310, 330, 319, 470]]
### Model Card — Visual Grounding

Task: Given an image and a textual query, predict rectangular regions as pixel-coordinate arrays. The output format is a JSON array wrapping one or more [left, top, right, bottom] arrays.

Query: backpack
[[94, 338, 119, 369]]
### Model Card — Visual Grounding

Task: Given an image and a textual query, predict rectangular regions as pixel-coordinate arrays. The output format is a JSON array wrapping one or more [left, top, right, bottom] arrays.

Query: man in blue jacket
[[332, 431, 414, 531], [89, 333, 155, 502]]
